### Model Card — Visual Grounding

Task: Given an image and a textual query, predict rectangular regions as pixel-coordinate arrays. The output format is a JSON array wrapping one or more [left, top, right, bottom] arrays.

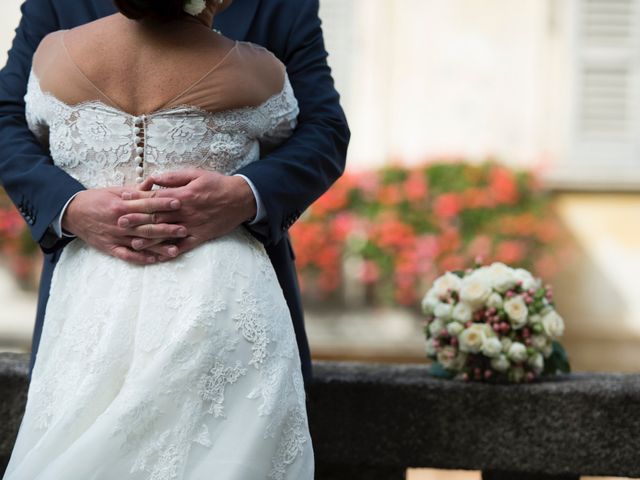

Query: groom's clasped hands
[[62, 169, 257, 265]]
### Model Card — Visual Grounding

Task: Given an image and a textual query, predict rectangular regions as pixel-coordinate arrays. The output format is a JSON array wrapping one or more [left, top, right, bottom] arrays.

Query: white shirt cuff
[[52, 192, 81, 238], [233, 174, 265, 225]]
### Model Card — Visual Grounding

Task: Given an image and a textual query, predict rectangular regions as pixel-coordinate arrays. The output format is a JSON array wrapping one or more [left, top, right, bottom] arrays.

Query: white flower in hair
[[184, 0, 207, 16]]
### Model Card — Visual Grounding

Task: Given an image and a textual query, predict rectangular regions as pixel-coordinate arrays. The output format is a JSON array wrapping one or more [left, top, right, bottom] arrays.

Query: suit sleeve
[[0, 0, 86, 253], [234, 0, 350, 246]]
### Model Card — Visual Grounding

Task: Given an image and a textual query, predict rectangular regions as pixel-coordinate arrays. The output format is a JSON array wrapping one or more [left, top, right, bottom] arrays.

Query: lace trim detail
[[24, 70, 298, 189], [230, 237, 310, 479]]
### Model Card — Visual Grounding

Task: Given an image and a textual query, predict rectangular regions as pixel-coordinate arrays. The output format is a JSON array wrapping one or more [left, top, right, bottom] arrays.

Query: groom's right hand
[[61, 187, 185, 265]]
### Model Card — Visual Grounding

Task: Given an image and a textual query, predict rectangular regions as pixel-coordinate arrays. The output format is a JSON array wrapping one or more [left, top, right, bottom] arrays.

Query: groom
[[0, 0, 350, 387]]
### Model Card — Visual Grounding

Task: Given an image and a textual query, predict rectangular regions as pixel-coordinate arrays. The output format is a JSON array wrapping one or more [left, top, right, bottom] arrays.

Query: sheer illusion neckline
[[59, 30, 240, 116], [28, 69, 292, 120]]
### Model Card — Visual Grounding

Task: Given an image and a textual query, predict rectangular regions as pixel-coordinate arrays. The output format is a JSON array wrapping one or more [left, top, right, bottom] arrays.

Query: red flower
[[316, 245, 340, 269], [495, 240, 526, 264], [536, 222, 561, 243], [438, 254, 466, 273], [415, 235, 439, 262], [462, 187, 495, 209], [437, 228, 461, 254], [377, 184, 403, 206], [330, 212, 356, 241], [394, 285, 417, 306], [371, 214, 416, 251], [433, 193, 462, 219], [489, 167, 519, 205], [499, 213, 538, 236], [354, 171, 379, 201], [287, 160, 570, 304], [311, 174, 356, 216], [404, 171, 428, 202]]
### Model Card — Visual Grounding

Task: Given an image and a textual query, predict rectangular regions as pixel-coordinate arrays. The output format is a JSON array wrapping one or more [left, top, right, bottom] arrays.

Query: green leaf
[[426, 163, 471, 194], [543, 341, 571, 375], [428, 362, 455, 379], [381, 166, 408, 184]]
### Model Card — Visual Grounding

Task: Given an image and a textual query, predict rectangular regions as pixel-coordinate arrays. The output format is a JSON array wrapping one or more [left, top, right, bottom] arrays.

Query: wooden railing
[[2, 353, 639, 479]]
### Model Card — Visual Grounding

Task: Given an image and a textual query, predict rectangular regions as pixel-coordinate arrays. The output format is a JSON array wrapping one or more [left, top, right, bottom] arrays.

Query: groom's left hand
[[119, 169, 257, 259]]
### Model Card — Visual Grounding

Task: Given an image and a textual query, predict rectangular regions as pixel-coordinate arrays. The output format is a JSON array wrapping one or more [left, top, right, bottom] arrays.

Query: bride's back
[[25, 13, 299, 190], [32, 14, 286, 116]]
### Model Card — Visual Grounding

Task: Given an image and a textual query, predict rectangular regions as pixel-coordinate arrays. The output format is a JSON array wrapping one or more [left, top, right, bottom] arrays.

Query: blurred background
[[0, 1, 639, 479]]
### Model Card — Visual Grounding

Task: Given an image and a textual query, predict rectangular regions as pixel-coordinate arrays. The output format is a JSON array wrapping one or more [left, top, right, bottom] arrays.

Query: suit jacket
[[0, 0, 350, 387]]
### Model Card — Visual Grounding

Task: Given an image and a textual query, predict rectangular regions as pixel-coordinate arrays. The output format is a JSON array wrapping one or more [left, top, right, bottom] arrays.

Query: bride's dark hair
[[113, 0, 187, 20]]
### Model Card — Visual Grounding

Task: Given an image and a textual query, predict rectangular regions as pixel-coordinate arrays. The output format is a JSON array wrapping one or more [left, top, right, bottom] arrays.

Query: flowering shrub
[[289, 160, 573, 308], [422, 262, 570, 383], [0, 190, 41, 288]]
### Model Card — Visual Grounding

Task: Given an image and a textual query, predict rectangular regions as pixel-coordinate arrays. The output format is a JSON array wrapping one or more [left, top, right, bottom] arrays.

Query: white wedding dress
[[3, 44, 314, 480]]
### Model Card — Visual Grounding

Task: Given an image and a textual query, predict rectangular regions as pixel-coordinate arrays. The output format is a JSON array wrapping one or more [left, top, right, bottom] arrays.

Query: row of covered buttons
[[17, 196, 37, 225], [133, 115, 147, 184], [281, 209, 302, 231]]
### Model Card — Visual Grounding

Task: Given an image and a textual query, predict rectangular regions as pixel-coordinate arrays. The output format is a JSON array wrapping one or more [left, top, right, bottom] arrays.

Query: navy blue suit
[[0, 0, 349, 386]]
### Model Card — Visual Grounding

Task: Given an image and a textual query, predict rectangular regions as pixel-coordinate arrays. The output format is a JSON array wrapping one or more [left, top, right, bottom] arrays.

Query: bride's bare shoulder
[[235, 41, 287, 96], [236, 41, 284, 70], [62, 14, 126, 50], [35, 15, 117, 56]]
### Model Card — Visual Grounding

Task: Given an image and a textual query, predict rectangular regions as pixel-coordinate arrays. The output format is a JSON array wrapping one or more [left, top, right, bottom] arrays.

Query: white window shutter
[[570, 0, 640, 182]]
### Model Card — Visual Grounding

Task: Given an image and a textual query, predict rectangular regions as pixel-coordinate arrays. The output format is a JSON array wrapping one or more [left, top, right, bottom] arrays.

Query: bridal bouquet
[[422, 262, 570, 383]]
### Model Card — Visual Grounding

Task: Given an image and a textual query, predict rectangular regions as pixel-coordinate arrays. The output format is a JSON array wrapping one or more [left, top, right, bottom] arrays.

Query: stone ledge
[[2, 353, 639, 478], [0, 352, 29, 472], [307, 362, 640, 478]]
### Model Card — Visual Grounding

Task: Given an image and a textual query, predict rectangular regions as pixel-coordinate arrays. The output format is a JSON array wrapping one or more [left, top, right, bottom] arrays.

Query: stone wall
[[0, 353, 28, 472], [2, 353, 640, 479]]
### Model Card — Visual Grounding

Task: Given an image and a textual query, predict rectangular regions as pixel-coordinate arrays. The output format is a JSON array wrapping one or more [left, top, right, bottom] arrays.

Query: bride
[[3, 0, 314, 479]]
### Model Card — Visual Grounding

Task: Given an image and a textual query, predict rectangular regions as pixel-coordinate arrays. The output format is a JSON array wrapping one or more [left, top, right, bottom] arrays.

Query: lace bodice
[[24, 70, 298, 189]]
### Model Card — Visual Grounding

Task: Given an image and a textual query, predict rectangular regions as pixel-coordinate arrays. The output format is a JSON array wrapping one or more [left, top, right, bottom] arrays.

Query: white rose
[[425, 338, 437, 357], [528, 352, 544, 374], [473, 266, 491, 281], [481, 337, 502, 358], [491, 354, 510, 372], [503, 296, 529, 330], [434, 302, 453, 321], [507, 342, 528, 363], [432, 272, 463, 297], [183, 0, 207, 16], [428, 319, 445, 337], [531, 334, 548, 351], [437, 346, 457, 369], [452, 302, 473, 323], [487, 262, 518, 293], [459, 273, 492, 308], [487, 292, 503, 309], [542, 344, 553, 358], [421, 292, 439, 315], [459, 323, 488, 354], [514, 268, 538, 291], [446, 321, 464, 337], [542, 310, 565, 339], [501, 337, 512, 353], [452, 352, 468, 370]]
